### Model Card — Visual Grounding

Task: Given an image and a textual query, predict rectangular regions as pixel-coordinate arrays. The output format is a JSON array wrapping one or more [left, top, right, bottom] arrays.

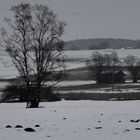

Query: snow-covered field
[[0, 49, 140, 78], [64, 49, 140, 69], [64, 49, 140, 60], [1, 100, 140, 140], [0, 51, 18, 79], [56, 80, 96, 87], [0, 50, 139, 140]]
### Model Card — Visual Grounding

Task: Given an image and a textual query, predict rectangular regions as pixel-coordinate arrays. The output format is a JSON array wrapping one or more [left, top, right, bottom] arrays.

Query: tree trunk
[[30, 98, 39, 108], [96, 68, 102, 84], [26, 81, 31, 108], [133, 74, 137, 83], [30, 83, 41, 108]]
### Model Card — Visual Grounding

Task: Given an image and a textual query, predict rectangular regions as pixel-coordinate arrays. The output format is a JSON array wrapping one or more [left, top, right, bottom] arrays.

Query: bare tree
[[124, 55, 139, 83], [87, 51, 121, 86], [1, 3, 32, 105], [124, 55, 137, 66], [108, 52, 121, 90], [1, 3, 66, 108], [87, 51, 104, 83]]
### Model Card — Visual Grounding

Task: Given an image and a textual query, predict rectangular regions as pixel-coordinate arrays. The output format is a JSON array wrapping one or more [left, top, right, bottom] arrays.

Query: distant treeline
[[64, 38, 140, 50]]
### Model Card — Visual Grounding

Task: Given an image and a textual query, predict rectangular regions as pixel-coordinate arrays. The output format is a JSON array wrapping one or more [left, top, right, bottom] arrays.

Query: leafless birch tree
[[1, 3, 66, 108]]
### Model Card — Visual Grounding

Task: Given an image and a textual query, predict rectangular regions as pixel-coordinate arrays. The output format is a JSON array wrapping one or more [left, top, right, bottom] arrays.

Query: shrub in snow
[[5, 125, 12, 128], [24, 128, 36, 132], [135, 128, 140, 130], [34, 125, 40, 127], [95, 127, 102, 129], [2, 84, 61, 103], [15, 125, 23, 128], [2, 84, 28, 102], [45, 89, 61, 102]]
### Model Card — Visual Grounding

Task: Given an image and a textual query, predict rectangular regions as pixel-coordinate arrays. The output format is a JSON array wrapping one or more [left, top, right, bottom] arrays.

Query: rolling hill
[[64, 38, 140, 50]]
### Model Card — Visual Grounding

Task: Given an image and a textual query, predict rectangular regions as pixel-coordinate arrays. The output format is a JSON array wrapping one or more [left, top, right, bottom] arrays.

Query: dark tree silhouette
[[124, 55, 139, 83], [87, 51, 104, 83], [1, 3, 66, 108], [87, 51, 120, 87]]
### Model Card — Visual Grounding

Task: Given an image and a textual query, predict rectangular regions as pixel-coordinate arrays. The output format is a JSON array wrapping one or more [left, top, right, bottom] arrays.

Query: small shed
[[99, 70, 126, 84]]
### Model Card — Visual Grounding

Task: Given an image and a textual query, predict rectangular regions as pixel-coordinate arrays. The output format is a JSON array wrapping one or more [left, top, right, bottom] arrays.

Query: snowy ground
[[56, 80, 96, 87], [1, 101, 140, 140], [64, 49, 140, 69], [64, 49, 140, 60]]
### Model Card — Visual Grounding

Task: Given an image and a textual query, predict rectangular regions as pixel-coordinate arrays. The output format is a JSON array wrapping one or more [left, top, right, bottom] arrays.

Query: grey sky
[[0, 0, 140, 41]]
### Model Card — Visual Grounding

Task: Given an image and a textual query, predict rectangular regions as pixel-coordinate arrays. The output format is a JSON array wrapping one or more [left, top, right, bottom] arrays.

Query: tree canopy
[[1, 3, 66, 107]]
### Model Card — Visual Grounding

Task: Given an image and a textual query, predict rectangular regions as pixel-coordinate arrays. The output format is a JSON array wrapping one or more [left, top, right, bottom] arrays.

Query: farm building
[[99, 70, 126, 84]]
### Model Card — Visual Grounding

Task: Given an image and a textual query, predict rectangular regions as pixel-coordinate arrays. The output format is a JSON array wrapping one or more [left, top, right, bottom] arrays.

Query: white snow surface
[[56, 80, 96, 87], [64, 49, 140, 69], [1, 100, 140, 140], [64, 49, 140, 60]]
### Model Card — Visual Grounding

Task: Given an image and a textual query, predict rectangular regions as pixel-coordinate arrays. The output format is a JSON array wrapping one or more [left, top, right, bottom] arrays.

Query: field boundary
[[60, 92, 140, 101]]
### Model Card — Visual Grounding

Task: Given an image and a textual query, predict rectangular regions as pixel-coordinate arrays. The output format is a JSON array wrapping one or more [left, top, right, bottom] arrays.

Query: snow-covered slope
[[1, 100, 140, 140]]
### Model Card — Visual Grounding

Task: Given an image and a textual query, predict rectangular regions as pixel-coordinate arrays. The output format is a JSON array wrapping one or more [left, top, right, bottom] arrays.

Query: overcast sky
[[0, 0, 140, 41]]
